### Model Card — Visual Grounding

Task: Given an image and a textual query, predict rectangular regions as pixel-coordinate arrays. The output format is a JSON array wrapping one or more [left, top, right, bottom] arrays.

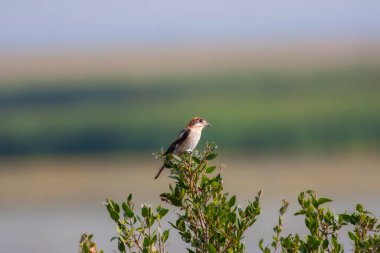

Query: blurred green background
[[2, 60, 380, 155]]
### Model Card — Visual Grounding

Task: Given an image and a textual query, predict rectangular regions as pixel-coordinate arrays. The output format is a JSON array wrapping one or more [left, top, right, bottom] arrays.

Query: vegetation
[[79, 144, 379, 253], [1, 65, 380, 155]]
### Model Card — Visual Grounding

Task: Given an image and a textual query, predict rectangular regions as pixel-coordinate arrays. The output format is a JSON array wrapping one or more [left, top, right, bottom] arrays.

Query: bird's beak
[[205, 122, 211, 127]]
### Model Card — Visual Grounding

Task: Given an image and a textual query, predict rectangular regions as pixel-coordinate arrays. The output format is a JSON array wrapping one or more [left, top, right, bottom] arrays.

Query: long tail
[[154, 164, 165, 179]]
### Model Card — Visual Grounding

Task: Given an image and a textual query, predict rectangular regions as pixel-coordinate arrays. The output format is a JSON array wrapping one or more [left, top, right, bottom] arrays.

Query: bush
[[79, 144, 379, 253]]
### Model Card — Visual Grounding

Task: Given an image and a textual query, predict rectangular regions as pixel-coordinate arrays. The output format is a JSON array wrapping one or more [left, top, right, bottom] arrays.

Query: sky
[[0, 0, 380, 50]]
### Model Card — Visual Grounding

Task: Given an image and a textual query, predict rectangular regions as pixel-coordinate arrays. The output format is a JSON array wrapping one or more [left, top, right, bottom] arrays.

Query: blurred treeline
[[1, 65, 379, 156]]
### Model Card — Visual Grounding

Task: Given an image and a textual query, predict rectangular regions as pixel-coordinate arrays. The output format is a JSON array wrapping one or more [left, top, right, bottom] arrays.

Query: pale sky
[[0, 0, 379, 50]]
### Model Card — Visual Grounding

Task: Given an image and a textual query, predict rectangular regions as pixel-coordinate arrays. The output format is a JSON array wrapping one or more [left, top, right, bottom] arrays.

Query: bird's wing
[[164, 128, 190, 155]]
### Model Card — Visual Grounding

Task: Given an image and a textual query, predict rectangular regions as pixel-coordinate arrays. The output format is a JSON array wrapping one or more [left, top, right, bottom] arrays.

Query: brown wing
[[164, 128, 190, 155]]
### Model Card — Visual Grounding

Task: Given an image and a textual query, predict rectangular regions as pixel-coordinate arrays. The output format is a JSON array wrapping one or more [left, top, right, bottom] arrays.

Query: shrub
[[79, 144, 379, 253]]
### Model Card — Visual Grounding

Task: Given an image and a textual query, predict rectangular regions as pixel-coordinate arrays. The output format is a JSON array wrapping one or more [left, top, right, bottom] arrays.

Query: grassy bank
[[1, 65, 380, 155]]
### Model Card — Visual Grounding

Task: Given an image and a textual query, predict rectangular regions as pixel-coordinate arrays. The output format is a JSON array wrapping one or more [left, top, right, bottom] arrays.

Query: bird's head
[[187, 117, 211, 129]]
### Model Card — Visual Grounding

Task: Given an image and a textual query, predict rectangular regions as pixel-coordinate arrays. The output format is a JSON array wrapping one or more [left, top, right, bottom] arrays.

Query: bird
[[154, 117, 211, 179]]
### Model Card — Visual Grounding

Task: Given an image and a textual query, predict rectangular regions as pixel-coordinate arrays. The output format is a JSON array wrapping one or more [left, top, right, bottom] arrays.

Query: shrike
[[154, 117, 211, 179]]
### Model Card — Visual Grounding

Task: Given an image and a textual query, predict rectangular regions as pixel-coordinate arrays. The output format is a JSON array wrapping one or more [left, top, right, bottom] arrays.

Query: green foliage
[[348, 204, 380, 253], [105, 194, 170, 253], [81, 144, 379, 253], [259, 190, 380, 253], [79, 233, 104, 253], [159, 143, 261, 253], [2, 65, 380, 155]]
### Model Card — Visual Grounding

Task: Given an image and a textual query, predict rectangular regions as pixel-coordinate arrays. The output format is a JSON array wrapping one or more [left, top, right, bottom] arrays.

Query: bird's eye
[[199, 119, 203, 122]]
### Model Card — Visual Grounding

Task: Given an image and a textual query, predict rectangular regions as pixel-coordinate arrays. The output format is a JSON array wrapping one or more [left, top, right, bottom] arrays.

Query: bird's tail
[[154, 164, 165, 179]]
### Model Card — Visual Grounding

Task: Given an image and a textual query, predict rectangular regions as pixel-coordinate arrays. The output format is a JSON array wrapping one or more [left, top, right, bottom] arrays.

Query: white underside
[[175, 128, 202, 153]]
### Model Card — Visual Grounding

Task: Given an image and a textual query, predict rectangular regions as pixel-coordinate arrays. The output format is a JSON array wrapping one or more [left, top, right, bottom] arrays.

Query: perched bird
[[154, 117, 211, 179]]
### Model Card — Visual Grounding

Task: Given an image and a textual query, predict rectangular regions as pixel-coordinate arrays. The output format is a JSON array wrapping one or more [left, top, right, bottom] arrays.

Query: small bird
[[154, 117, 211, 179]]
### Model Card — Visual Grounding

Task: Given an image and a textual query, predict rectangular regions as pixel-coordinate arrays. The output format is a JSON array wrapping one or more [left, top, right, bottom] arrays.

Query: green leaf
[[312, 198, 319, 208], [298, 192, 305, 205], [348, 231, 357, 241], [106, 206, 120, 222], [212, 181, 220, 188], [141, 206, 149, 217], [228, 212, 237, 222], [306, 235, 321, 249], [322, 239, 329, 249], [143, 237, 150, 247], [206, 153, 219, 161], [162, 230, 170, 242], [151, 234, 157, 245], [228, 196, 236, 207], [339, 213, 351, 223], [158, 208, 169, 218], [118, 238, 126, 252], [82, 244, 89, 253], [122, 202, 134, 218], [207, 243, 217, 253], [206, 166, 216, 174], [160, 192, 182, 207], [192, 156, 201, 164], [176, 218, 186, 232], [356, 204, 363, 212], [258, 239, 264, 250], [294, 209, 306, 216], [318, 198, 332, 205], [106, 199, 120, 213]]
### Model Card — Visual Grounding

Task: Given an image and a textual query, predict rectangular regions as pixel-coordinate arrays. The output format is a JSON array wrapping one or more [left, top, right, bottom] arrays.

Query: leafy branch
[[159, 144, 261, 253], [79, 143, 379, 253]]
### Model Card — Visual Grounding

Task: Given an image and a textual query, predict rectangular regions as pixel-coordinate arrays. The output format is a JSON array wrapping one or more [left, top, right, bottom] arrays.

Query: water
[[0, 154, 379, 252]]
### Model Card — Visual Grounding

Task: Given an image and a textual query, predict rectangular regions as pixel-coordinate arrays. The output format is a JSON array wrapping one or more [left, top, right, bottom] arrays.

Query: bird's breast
[[177, 129, 201, 152]]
